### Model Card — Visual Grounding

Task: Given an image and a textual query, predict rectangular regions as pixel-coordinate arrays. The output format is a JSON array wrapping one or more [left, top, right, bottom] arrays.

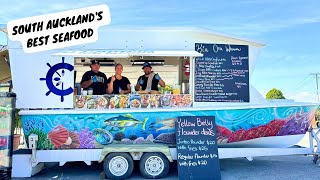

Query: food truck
[[1, 25, 320, 179]]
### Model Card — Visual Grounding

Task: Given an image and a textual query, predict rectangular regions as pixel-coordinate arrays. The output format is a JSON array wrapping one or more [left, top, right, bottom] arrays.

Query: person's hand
[[91, 76, 98, 82], [111, 75, 116, 82], [138, 79, 144, 85], [154, 74, 161, 81]]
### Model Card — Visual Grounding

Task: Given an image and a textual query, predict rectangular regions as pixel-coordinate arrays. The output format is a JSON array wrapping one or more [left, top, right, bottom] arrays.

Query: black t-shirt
[[80, 70, 108, 95], [137, 74, 159, 91], [107, 76, 131, 94]]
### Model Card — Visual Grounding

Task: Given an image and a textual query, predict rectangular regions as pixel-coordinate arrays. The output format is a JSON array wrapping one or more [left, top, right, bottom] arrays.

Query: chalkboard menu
[[194, 43, 249, 102], [176, 116, 221, 180]]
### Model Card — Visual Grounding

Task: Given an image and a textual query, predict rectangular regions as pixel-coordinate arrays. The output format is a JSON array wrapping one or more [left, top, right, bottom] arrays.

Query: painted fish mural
[[103, 114, 148, 130], [155, 117, 176, 132], [21, 105, 318, 150], [92, 128, 113, 145]]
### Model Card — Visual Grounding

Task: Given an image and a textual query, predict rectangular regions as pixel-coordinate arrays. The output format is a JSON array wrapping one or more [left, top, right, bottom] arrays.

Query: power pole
[[310, 73, 320, 102]]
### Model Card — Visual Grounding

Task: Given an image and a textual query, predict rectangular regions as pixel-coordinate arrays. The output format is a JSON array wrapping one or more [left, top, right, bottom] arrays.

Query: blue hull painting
[[21, 105, 317, 149]]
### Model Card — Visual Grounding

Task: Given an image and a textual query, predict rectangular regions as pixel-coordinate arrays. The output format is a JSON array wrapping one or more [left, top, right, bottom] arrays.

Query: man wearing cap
[[80, 60, 108, 95], [135, 62, 165, 92]]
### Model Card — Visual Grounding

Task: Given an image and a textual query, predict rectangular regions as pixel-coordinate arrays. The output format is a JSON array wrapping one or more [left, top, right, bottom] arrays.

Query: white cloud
[[285, 91, 317, 102]]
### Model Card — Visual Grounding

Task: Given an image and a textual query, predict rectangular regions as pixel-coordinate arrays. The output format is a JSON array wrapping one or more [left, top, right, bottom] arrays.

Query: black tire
[[104, 152, 134, 180], [139, 152, 170, 179]]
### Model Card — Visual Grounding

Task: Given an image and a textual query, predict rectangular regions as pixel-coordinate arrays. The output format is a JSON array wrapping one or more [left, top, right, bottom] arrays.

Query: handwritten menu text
[[176, 116, 221, 180], [194, 43, 249, 102]]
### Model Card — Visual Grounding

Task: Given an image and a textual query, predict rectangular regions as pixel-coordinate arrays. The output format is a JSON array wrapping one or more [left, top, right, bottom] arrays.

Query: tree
[[266, 88, 286, 100]]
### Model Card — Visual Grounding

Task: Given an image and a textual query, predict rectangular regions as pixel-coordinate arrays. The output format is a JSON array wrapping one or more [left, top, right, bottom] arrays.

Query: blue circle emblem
[[40, 57, 74, 102]]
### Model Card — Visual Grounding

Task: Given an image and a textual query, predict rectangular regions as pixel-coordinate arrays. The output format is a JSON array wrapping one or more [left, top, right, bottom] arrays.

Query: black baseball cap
[[142, 62, 152, 69], [91, 60, 100, 65]]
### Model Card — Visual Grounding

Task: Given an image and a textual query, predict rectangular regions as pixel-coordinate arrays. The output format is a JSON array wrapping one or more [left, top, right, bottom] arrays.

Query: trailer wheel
[[104, 152, 134, 180], [139, 152, 169, 179]]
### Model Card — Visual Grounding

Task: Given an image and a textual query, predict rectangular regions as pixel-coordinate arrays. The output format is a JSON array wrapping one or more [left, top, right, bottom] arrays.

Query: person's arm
[[107, 83, 113, 94], [81, 80, 93, 89], [155, 73, 165, 87], [158, 79, 165, 87], [135, 77, 142, 91], [135, 84, 140, 91], [80, 72, 93, 88], [104, 74, 108, 95], [107, 76, 115, 94]]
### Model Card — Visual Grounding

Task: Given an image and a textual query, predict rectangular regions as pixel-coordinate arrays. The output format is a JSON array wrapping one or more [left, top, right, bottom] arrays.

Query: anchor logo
[[40, 57, 74, 102]]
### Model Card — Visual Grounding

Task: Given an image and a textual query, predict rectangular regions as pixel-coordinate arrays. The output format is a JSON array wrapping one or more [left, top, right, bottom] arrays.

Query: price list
[[176, 116, 221, 180], [194, 43, 249, 102]]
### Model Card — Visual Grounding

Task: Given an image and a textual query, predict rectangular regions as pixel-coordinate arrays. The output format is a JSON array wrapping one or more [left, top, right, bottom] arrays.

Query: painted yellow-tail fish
[[104, 114, 148, 130]]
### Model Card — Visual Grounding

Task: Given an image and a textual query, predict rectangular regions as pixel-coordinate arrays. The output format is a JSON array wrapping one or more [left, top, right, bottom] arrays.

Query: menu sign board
[[176, 116, 221, 180], [0, 97, 13, 169], [194, 43, 249, 102]]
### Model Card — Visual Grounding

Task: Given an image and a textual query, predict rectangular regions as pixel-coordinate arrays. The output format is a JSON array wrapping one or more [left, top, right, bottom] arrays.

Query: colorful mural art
[[21, 105, 317, 150]]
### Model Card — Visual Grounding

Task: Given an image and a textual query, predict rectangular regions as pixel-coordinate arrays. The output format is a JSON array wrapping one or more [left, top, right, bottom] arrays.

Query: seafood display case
[[74, 94, 193, 109]]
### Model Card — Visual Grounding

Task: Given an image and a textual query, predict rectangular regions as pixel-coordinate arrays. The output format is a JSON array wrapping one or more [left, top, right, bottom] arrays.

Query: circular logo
[[40, 57, 74, 102]]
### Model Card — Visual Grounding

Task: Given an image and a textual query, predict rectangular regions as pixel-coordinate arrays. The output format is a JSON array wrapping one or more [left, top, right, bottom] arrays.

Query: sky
[[0, 0, 319, 102]]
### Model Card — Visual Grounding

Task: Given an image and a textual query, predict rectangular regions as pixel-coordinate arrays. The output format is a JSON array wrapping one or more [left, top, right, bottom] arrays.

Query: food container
[[129, 95, 141, 108], [96, 96, 109, 109], [140, 94, 150, 108], [119, 95, 129, 108], [172, 85, 181, 94], [150, 95, 161, 108], [160, 95, 171, 107]]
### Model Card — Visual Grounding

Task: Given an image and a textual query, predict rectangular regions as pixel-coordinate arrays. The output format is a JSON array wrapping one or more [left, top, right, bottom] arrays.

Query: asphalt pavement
[[10, 155, 320, 180]]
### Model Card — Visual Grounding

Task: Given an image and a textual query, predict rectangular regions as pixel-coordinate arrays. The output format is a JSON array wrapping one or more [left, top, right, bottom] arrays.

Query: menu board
[[176, 116, 221, 180], [194, 43, 249, 102], [0, 97, 14, 169]]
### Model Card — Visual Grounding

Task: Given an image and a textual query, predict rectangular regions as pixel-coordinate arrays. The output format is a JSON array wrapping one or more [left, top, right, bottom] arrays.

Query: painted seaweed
[[26, 129, 54, 149]]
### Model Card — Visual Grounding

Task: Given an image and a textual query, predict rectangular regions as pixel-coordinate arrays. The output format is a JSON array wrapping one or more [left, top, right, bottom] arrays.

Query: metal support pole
[[310, 73, 320, 102]]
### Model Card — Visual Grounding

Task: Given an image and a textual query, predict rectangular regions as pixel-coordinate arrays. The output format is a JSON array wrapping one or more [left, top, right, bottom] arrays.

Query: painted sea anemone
[[78, 128, 96, 149]]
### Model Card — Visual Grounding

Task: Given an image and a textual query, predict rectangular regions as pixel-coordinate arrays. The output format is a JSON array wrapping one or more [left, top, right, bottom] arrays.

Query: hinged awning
[[52, 50, 203, 58]]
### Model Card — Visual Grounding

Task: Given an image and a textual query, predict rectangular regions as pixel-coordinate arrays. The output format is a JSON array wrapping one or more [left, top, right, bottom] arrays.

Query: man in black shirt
[[80, 60, 108, 95], [135, 62, 165, 92], [107, 63, 131, 94]]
